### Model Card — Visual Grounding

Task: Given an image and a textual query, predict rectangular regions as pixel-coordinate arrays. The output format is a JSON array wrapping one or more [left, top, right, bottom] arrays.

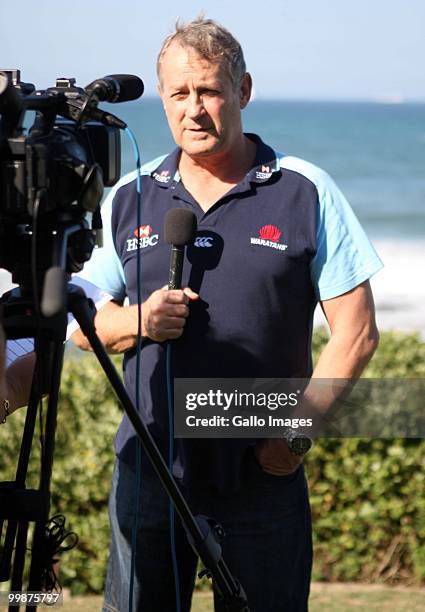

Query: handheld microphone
[[85, 74, 144, 103], [164, 209, 197, 289]]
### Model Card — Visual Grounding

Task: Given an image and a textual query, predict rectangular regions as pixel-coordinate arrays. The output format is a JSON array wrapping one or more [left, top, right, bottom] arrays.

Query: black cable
[[39, 514, 78, 593]]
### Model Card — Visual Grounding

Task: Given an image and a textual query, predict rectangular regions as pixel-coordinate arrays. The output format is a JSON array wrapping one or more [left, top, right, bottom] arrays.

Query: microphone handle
[[168, 245, 184, 290]]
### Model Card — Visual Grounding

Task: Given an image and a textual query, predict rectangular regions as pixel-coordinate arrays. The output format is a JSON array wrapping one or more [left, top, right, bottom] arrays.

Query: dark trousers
[[103, 448, 312, 612]]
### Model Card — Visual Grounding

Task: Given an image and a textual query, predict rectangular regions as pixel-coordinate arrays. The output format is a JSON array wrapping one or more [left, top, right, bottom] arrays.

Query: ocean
[[2, 100, 425, 335]]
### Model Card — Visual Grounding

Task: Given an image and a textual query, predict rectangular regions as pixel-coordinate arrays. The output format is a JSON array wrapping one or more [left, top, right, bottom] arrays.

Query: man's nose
[[186, 94, 205, 119]]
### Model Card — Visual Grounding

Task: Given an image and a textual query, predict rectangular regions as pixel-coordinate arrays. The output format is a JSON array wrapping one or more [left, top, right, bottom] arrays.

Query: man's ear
[[239, 72, 252, 109]]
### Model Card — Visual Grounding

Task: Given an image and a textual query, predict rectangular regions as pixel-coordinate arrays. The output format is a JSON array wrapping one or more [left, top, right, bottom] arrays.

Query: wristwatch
[[282, 427, 313, 456]]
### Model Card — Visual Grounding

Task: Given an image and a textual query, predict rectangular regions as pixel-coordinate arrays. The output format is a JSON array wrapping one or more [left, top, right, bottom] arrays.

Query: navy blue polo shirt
[[78, 134, 382, 494]]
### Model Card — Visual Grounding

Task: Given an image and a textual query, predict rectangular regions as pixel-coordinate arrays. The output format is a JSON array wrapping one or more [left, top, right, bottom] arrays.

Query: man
[[74, 17, 382, 612]]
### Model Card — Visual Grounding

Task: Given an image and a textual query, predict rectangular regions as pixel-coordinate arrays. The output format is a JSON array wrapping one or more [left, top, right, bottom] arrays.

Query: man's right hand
[[72, 286, 199, 353], [142, 287, 199, 342]]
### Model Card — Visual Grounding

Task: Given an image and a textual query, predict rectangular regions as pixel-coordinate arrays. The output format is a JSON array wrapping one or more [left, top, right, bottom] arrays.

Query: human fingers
[[183, 287, 199, 301], [149, 297, 189, 318], [143, 287, 198, 342], [157, 286, 199, 303], [161, 288, 199, 305], [160, 289, 190, 305], [150, 315, 187, 341], [254, 439, 303, 476]]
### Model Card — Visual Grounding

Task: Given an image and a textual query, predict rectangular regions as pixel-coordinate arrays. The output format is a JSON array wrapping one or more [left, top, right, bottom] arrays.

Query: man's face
[[158, 42, 251, 159]]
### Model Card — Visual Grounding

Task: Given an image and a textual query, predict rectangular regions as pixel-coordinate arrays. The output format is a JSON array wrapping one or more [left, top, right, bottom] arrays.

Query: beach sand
[[314, 239, 425, 338]]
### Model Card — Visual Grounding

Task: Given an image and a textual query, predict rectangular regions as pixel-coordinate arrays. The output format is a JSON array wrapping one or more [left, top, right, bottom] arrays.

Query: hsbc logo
[[194, 236, 213, 248], [135, 225, 152, 238], [255, 165, 273, 180], [126, 235, 159, 251], [126, 225, 159, 251], [153, 169, 171, 184]]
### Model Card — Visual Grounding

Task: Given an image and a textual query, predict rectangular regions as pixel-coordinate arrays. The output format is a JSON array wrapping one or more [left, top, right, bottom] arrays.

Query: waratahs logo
[[260, 224, 281, 242], [250, 224, 288, 251], [126, 225, 159, 251]]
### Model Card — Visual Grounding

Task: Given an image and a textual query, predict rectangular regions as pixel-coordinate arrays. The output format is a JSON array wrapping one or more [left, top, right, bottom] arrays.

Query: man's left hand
[[254, 438, 303, 476]]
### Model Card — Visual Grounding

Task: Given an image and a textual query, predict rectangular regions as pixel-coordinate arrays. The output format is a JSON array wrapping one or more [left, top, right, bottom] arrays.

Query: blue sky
[[1, 0, 424, 101]]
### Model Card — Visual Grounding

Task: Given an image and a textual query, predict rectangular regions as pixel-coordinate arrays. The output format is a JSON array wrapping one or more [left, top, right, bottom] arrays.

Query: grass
[[57, 583, 425, 611]]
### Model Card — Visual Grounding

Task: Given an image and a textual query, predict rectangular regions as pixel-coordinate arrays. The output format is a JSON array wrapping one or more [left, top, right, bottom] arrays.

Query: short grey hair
[[157, 17, 247, 89]]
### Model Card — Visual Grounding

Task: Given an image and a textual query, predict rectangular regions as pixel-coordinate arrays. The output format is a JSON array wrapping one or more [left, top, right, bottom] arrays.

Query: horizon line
[[134, 95, 425, 105]]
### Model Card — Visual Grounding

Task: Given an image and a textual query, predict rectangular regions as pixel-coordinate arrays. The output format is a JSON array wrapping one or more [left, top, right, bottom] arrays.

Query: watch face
[[292, 436, 312, 455]]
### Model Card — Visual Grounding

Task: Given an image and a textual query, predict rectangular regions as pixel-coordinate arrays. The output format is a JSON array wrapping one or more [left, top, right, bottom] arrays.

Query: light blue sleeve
[[281, 156, 384, 301], [77, 183, 128, 302], [77, 156, 168, 302]]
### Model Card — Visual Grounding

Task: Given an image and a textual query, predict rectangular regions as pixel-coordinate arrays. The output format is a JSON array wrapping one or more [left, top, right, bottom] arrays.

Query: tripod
[[0, 282, 71, 611], [0, 282, 250, 611]]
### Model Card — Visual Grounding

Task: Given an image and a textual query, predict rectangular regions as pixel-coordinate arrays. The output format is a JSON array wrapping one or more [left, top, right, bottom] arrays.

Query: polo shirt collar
[[245, 133, 280, 184], [150, 133, 280, 189], [151, 147, 181, 187]]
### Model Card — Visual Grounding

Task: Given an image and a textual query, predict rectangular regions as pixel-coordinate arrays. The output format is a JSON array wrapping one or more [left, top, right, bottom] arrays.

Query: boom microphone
[[164, 209, 197, 290], [85, 74, 144, 103]]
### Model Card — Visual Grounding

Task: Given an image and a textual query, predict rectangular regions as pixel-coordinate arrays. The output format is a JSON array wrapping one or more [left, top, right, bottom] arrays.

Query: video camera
[[0, 69, 143, 298]]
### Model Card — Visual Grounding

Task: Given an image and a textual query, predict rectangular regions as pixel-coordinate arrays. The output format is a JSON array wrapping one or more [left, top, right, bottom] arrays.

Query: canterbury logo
[[194, 237, 213, 248]]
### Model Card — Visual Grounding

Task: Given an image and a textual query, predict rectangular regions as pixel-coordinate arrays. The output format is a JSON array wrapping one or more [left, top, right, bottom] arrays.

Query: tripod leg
[[0, 381, 42, 583], [10, 521, 29, 593], [7, 520, 29, 612], [69, 288, 250, 612], [0, 520, 17, 582], [26, 340, 65, 597]]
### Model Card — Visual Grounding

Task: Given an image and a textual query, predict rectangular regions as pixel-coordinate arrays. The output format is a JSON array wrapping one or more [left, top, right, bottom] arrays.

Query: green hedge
[[0, 352, 122, 594], [0, 331, 424, 593], [308, 329, 425, 585]]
